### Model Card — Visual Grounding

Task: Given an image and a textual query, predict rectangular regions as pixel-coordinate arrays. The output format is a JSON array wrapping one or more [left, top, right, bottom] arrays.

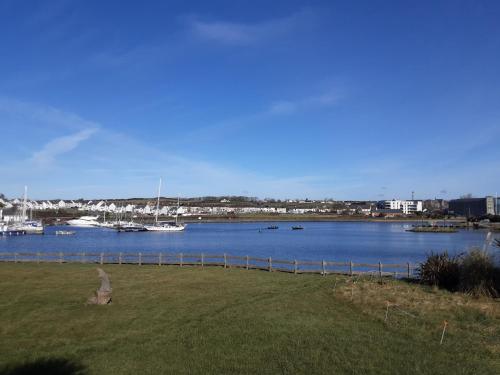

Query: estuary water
[[0, 222, 496, 264]]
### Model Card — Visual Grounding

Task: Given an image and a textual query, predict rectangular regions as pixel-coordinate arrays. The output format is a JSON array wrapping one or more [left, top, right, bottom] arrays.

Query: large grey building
[[448, 196, 496, 217]]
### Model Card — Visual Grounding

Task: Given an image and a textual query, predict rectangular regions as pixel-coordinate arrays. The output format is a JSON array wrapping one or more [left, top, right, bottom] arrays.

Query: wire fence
[[0, 251, 418, 278]]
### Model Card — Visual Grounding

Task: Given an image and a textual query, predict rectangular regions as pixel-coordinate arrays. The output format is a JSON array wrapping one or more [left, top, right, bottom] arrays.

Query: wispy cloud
[[182, 88, 342, 142], [189, 10, 314, 45], [1, 98, 336, 199], [0, 98, 100, 168], [0, 97, 99, 131], [30, 128, 98, 167], [267, 90, 342, 115]]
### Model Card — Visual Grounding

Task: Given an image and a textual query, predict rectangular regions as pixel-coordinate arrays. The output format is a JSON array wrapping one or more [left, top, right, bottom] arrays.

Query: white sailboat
[[9, 186, 44, 234], [145, 178, 186, 232], [97, 202, 117, 228]]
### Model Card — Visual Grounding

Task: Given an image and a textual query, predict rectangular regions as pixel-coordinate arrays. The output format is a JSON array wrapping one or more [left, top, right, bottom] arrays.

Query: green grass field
[[0, 263, 499, 374]]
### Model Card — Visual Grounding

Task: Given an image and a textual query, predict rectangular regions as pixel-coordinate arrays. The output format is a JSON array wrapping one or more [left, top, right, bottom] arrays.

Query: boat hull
[[67, 223, 98, 227], [145, 225, 186, 232]]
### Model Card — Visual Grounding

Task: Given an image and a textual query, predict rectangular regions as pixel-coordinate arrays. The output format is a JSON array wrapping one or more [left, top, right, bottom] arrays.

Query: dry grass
[[333, 274, 500, 357]]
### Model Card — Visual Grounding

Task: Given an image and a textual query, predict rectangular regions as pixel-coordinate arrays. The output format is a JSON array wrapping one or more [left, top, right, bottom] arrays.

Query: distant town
[[1, 193, 498, 223]]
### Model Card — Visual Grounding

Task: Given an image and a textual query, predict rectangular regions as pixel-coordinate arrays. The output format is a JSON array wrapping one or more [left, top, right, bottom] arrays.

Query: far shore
[[181, 215, 465, 224], [42, 214, 467, 225]]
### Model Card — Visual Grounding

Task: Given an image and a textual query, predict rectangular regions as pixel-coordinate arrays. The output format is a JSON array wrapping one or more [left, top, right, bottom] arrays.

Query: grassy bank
[[1, 263, 499, 374]]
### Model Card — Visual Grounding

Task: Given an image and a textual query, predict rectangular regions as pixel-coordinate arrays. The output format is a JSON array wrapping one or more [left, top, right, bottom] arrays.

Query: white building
[[384, 200, 423, 215]]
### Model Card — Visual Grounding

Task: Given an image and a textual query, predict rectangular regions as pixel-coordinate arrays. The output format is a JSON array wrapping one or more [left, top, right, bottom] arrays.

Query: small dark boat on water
[[291, 226, 304, 230], [267, 225, 279, 230]]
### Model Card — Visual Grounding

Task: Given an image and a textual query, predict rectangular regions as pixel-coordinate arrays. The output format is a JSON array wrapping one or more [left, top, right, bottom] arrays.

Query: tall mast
[[176, 196, 180, 225], [155, 178, 162, 224], [22, 186, 27, 223]]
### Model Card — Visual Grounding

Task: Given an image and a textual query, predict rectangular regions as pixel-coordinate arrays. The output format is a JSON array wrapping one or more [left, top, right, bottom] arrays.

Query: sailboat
[[97, 202, 117, 228], [145, 178, 186, 232], [114, 205, 146, 232], [9, 186, 44, 234]]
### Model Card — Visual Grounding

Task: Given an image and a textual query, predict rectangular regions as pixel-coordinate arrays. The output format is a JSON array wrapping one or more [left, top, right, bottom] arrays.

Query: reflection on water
[[0, 222, 495, 264]]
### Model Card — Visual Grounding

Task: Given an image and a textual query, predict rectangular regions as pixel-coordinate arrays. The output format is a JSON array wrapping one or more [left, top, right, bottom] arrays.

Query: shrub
[[459, 249, 499, 297], [418, 252, 461, 291], [418, 249, 500, 297]]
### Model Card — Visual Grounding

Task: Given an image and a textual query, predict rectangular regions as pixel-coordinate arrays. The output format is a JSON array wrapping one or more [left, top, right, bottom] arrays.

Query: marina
[[0, 186, 44, 236]]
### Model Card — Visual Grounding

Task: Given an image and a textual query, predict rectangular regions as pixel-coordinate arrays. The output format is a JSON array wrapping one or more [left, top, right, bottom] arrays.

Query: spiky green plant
[[418, 251, 461, 291]]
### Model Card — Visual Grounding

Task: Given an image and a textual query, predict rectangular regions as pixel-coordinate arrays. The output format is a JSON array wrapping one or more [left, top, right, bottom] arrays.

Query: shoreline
[[179, 215, 465, 224], [45, 217, 467, 225], [39, 213, 469, 226]]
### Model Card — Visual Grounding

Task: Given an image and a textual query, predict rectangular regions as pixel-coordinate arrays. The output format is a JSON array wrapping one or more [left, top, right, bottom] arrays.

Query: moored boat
[[144, 178, 186, 232], [9, 220, 44, 234], [55, 230, 75, 235], [145, 221, 186, 232], [291, 226, 304, 230], [116, 222, 147, 232], [7, 186, 45, 234], [67, 216, 100, 227], [0, 224, 26, 236]]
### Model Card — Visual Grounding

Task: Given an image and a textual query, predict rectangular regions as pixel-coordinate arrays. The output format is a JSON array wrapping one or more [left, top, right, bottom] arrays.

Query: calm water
[[0, 222, 496, 264]]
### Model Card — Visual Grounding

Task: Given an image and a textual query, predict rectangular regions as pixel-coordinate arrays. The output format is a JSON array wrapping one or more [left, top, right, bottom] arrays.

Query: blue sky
[[0, 0, 499, 200]]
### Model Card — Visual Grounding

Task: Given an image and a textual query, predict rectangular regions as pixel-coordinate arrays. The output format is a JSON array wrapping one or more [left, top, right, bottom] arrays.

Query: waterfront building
[[423, 199, 449, 211], [382, 200, 423, 215], [449, 196, 496, 217]]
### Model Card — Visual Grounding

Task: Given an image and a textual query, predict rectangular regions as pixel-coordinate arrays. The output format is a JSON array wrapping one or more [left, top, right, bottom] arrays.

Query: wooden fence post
[[82, 252, 85, 264], [100, 253, 104, 265], [268, 257, 272, 272], [119, 252, 122, 265], [59, 252, 63, 264], [139, 252, 142, 266], [223, 253, 227, 269], [158, 253, 162, 266], [322, 260, 326, 276], [294, 260, 298, 274], [407, 262, 411, 278], [201, 253, 205, 268], [37, 252, 41, 264], [246, 255, 249, 270], [180, 253, 183, 267], [378, 261, 382, 281], [349, 261, 353, 276]]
